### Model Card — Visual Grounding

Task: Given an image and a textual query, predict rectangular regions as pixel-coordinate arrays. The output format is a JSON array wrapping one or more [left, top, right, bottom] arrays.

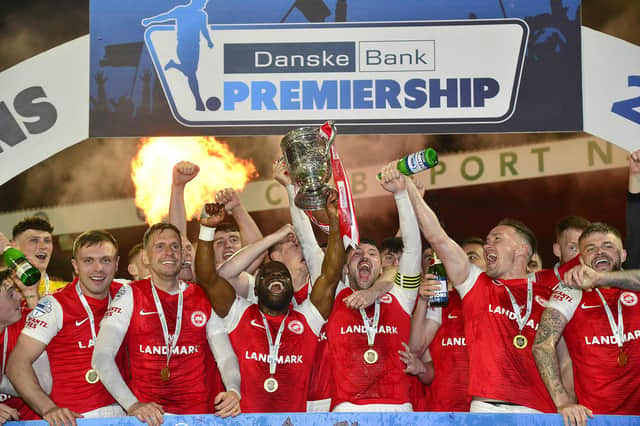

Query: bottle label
[[14, 260, 32, 278], [429, 276, 449, 305], [406, 151, 428, 174]]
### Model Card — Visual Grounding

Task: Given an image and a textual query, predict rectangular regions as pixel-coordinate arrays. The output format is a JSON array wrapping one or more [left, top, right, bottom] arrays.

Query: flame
[[131, 136, 257, 224]]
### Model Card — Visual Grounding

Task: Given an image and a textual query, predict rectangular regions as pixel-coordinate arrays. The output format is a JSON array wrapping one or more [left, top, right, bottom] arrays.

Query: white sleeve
[[92, 285, 138, 410], [99, 284, 134, 333], [395, 190, 422, 276], [245, 274, 257, 304], [287, 184, 325, 282], [21, 296, 62, 345], [206, 309, 241, 397], [222, 297, 251, 332], [426, 306, 442, 325], [294, 299, 325, 336], [390, 285, 418, 315], [546, 285, 582, 322], [455, 263, 483, 299]]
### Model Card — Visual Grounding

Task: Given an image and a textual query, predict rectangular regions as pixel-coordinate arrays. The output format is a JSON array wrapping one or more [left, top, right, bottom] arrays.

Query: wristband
[[199, 226, 216, 242], [393, 189, 409, 201]]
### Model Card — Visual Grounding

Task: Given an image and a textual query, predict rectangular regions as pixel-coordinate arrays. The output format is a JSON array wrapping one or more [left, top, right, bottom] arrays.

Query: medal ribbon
[[495, 275, 533, 334], [359, 299, 381, 347], [151, 281, 184, 368], [260, 311, 289, 376], [595, 289, 624, 349], [1, 328, 7, 376], [553, 263, 563, 286], [76, 281, 111, 343]]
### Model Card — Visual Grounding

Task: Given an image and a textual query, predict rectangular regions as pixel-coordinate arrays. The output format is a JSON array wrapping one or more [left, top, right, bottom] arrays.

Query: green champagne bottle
[[428, 252, 449, 307], [378, 148, 439, 179], [2, 247, 41, 286], [397, 148, 439, 175]]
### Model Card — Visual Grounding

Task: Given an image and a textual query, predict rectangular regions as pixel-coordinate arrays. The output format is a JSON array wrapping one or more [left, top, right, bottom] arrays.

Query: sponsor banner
[[0, 136, 627, 235], [0, 36, 90, 185], [146, 20, 527, 126], [582, 27, 640, 153], [89, 0, 583, 136], [5, 412, 638, 426]]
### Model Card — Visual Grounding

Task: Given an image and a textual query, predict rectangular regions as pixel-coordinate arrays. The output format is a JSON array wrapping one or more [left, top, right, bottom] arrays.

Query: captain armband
[[394, 272, 421, 289]]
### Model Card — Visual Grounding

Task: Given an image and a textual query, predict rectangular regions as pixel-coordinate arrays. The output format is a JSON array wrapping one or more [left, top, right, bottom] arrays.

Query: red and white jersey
[[1, 317, 39, 420], [248, 275, 332, 405], [425, 290, 470, 411], [21, 279, 123, 413], [102, 279, 223, 414], [307, 324, 331, 403], [326, 285, 416, 409], [548, 285, 640, 414], [225, 297, 324, 413], [455, 260, 577, 412]]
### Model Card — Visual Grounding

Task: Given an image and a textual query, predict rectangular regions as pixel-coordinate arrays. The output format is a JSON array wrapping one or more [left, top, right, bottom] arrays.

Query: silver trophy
[[280, 122, 336, 211]]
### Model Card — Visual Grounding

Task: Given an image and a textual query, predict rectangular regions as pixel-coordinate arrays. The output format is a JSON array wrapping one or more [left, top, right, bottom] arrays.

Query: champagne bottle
[[378, 148, 439, 179], [2, 247, 41, 286], [428, 252, 448, 307]]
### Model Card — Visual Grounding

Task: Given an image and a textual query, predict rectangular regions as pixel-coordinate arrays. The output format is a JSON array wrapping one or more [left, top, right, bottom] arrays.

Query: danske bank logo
[[143, 19, 528, 127]]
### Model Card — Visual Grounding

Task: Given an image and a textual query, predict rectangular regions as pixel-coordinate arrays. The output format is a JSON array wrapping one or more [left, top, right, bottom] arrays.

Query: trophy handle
[[320, 120, 336, 158]]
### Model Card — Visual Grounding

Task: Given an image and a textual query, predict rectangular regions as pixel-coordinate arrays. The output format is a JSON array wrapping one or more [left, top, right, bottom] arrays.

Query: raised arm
[[168, 161, 200, 237], [215, 188, 265, 274], [195, 209, 238, 318], [344, 162, 422, 309], [309, 191, 345, 319], [141, 7, 180, 26], [274, 158, 324, 282], [404, 176, 469, 286], [216, 223, 296, 296]]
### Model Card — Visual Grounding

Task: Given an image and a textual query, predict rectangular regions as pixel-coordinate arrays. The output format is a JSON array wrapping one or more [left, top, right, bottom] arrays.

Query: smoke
[[18, 138, 139, 207], [0, 0, 88, 72]]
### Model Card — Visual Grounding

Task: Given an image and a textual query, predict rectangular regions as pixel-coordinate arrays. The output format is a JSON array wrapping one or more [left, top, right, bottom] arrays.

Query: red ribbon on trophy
[[304, 121, 360, 248]]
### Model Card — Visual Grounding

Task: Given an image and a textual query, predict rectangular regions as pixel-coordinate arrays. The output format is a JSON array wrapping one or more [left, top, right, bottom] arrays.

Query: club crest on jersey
[[620, 292, 638, 307], [535, 295, 548, 308], [191, 311, 207, 327], [32, 298, 52, 318], [380, 294, 393, 304], [288, 319, 304, 335]]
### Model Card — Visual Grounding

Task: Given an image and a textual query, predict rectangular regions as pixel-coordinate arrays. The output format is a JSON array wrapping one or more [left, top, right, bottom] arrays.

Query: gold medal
[[513, 334, 528, 349], [160, 366, 170, 381], [364, 348, 379, 364], [85, 369, 99, 384], [264, 377, 278, 393], [617, 350, 628, 367]]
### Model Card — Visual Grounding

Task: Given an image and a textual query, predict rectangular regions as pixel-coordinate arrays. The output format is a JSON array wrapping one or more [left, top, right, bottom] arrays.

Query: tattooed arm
[[564, 263, 640, 292], [533, 306, 592, 426]]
